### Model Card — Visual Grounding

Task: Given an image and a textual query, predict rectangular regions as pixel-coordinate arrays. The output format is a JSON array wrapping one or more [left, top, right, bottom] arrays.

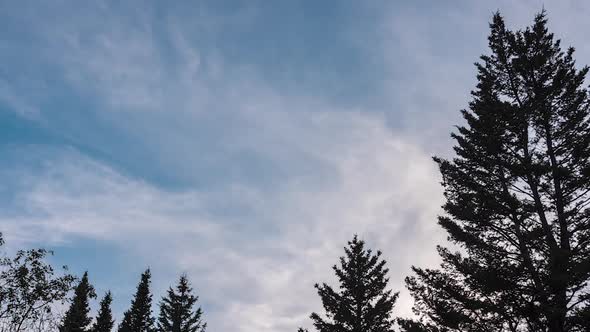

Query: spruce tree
[[400, 11, 590, 332], [301, 235, 398, 332], [157, 274, 206, 332], [92, 292, 115, 332], [118, 269, 156, 332], [60, 271, 97, 332]]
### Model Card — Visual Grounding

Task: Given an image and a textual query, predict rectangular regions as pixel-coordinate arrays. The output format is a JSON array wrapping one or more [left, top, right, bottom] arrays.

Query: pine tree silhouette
[[400, 11, 590, 332], [118, 269, 156, 332], [157, 274, 206, 332], [92, 292, 115, 332], [301, 235, 398, 332], [60, 271, 96, 332]]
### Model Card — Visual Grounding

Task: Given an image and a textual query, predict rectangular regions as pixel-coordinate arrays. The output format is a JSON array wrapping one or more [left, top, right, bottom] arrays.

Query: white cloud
[[2, 108, 444, 331], [4, 1, 590, 331], [371, 0, 590, 154]]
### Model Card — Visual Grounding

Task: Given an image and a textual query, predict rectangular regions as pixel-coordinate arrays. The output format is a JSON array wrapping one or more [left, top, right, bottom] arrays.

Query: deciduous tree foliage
[[0, 233, 76, 332], [60, 271, 97, 332], [118, 270, 156, 332], [157, 274, 206, 332], [400, 11, 590, 332], [301, 235, 398, 332], [92, 292, 115, 332]]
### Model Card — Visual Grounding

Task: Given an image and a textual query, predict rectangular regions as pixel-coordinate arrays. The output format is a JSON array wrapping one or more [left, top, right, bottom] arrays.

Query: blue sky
[[1, 1, 590, 331]]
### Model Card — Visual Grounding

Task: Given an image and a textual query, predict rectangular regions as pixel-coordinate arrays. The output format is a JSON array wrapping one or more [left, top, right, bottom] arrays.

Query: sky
[[1, 1, 590, 331]]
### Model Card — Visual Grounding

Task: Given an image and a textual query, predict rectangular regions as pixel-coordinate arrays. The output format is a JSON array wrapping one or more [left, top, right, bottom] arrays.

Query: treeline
[[305, 10, 590, 332], [0, 236, 205, 332], [299, 11, 590, 332], [2, 9, 590, 332]]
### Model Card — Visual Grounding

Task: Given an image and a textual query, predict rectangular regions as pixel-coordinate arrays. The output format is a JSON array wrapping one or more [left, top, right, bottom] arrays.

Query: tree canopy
[[118, 270, 156, 332], [400, 11, 590, 332], [157, 274, 206, 332], [92, 292, 115, 332], [302, 235, 398, 332], [59, 271, 97, 332]]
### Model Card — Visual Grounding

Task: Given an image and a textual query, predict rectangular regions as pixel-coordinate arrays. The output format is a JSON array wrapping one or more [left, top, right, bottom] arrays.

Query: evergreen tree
[[157, 274, 206, 332], [60, 271, 97, 332], [400, 11, 590, 332], [301, 235, 398, 332], [92, 292, 115, 332], [118, 269, 156, 332]]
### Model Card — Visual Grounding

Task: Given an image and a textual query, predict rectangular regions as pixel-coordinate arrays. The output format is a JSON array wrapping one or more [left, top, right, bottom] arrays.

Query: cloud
[[1, 108, 444, 331], [3, 1, 589, 332], [367, 0, 590, 154]]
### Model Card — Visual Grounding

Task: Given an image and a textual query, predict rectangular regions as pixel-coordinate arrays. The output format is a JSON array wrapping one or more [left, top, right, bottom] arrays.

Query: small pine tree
[[92, 292, 115, 332], [60, 271, 97, 332], [118, 269, 156, 332], [157, 274, 206, 332], [302, 235, 398, 332]]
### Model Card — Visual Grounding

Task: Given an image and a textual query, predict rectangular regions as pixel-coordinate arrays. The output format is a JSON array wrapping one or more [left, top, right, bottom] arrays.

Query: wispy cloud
[[1, 109, 444, 331], [1, 1, 589, 332]]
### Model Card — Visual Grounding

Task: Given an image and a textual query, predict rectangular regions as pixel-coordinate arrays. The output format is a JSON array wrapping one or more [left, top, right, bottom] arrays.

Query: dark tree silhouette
[[400, 11, 590, 332], [118, 269, 156, 332], [157, 274, 206, 332], [92, 292, 115, 332], [301, 235, 398, 332], [0, 233, 76, 332], [60, 271, 97, 332]]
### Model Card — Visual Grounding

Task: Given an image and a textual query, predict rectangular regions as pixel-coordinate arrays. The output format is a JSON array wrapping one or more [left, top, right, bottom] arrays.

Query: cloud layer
[[1, 1, 589, 331]]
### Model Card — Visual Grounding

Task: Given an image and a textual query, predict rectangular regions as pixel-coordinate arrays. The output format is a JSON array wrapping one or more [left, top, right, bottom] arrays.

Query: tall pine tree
[[118, 269, 156, 332], [92, 292, 115, 332], [301, 235, 398, 332], [400, 11, 590, 332], [157, 274, 206, 332], [60, 271, 97, 332]]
